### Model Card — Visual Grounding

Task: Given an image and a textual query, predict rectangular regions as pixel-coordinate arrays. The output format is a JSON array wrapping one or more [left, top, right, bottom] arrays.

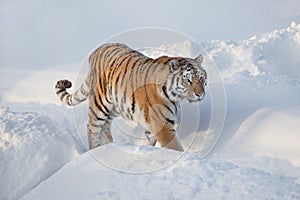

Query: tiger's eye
[[196, 71, 204, 80]]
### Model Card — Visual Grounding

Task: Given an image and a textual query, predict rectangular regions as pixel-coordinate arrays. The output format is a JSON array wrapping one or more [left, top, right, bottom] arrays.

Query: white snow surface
[[1, 22, 300, 199]]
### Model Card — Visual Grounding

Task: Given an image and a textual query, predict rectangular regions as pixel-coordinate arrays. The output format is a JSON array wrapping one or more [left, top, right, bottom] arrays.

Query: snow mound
[[226, 106, 300, 167], [0, 106, 80, 200], [204, 21, 300, 83], [21, 144, 300, 200]]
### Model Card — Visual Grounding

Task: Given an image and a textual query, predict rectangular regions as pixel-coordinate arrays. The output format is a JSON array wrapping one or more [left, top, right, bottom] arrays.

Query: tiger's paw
[[55, 79, 72, 89]]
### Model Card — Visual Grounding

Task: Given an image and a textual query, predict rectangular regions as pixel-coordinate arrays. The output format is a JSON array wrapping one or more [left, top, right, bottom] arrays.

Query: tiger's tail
[[55, 79, 89, 106]]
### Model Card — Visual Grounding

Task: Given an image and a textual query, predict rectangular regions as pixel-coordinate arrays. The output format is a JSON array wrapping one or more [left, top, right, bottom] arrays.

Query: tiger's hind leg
[[87, 112, 113, 150], [99, 119, 113, 145], [87, 99, 113, 150]]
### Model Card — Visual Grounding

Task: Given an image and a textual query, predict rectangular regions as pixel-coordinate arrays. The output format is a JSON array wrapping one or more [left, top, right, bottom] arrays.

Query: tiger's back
[[55, 43, 207, 151]]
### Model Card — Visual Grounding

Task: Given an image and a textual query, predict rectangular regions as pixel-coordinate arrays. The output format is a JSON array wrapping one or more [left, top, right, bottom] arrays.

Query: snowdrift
[[22, 145, 300, 200], [0, 106, 81, 200], [1, 22, 300, 199]]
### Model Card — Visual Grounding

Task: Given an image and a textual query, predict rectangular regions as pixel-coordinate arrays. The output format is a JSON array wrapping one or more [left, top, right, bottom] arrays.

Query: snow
[[226, 106, 300, 167], [1, 22, 300, 199], [20, 145, 300, 200], [0, 105, 82, 200]]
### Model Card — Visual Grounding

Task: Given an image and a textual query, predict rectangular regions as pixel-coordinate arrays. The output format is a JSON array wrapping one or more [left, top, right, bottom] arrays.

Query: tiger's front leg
[[149, 118, 184, 151], [145, 130, 157, 146], [157, 127, 184, 151]]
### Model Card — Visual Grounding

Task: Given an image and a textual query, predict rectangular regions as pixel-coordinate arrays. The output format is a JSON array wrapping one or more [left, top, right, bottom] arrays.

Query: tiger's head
[[166, 55, 207, 103]]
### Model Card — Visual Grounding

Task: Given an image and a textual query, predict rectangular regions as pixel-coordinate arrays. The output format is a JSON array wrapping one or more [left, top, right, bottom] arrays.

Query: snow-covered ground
[[1, 22, 300, 199]]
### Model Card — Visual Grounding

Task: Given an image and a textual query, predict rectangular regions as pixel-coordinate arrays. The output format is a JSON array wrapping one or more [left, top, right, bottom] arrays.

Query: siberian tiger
[[55, 43, 207, 151]]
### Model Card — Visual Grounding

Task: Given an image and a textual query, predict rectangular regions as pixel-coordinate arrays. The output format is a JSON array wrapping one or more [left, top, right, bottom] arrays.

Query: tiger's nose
[[193, 86, 201, 96], [195, 90, 205, 98]]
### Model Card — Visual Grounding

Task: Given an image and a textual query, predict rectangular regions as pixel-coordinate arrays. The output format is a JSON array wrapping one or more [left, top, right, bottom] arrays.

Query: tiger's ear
[[195, 55, 203, 64], [169, 59, 179, 72]]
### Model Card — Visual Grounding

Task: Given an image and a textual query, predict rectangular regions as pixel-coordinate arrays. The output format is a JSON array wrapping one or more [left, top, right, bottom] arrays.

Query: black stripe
[[128, 58, 141, 80], [126, 58, 143, 88], [142, 64, 153, 107], [131, 58, 147, 93], [156, 107, 168, 122], [89, 123, 102, 128], [97, 94, 110, 114], [98, 77, 104, 93], [127, 108, 133, 120], [120, 101, 125, 113], [105, 96, 112, 104], [113, 53, 131, 70], [88, 110, 106, 125], [123, 58, 142, 104], [60, 93, 68, 101], [113, 71, 122, 96], [139, 59, 153, 85], [103, 53, 132, 105], [115, 56, 132, 103], [162, 86, 169, 99], [107, 52, 130, 84], [99, 68, 106, 93], [164, 104, 174, 115], [170, 76, 176, 87], [102, 44, 114, 53], [56, 88, 65, 95], [89, 57, 97, 80], [131, 94, 136, 114], [118, 53, 132, 66], [162, 86, 178, 114], [121, 58, 141, 104], [150, 105, 161, 119], [141, 59, 154, 75], [100, 46, 118, 70], [120, 56, 134, 87], [143, 63, 153, 85], [176, 58, 185, 63], [163, 57, 172, 65], [171, 100, 178, 114], [94, 46, 110, 72], [133, 49, 146, 58], [91, 44, 108, 59], [163, 85, 178, 114], [102, 45, 117, 60], [104, 48, 124, 67], [99, 76, 111, 105], [94, 97, 109, 116], [165, 118, 175, 125]]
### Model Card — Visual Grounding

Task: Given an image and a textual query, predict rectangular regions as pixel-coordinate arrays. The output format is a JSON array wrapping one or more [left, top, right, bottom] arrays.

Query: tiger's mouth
[[187, 92, 205, 103]]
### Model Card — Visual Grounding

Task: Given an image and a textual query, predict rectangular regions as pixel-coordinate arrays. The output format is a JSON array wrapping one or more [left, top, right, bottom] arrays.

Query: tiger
[[55, 43, 207, 151]]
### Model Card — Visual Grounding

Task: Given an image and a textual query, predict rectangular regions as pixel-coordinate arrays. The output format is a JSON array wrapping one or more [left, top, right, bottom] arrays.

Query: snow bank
[[21, 145, 300, 200], [204, 22, 300, 162], [226, 106, 300, 166], [204, 21, 300, 82], [0, 106, 81, 200]]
